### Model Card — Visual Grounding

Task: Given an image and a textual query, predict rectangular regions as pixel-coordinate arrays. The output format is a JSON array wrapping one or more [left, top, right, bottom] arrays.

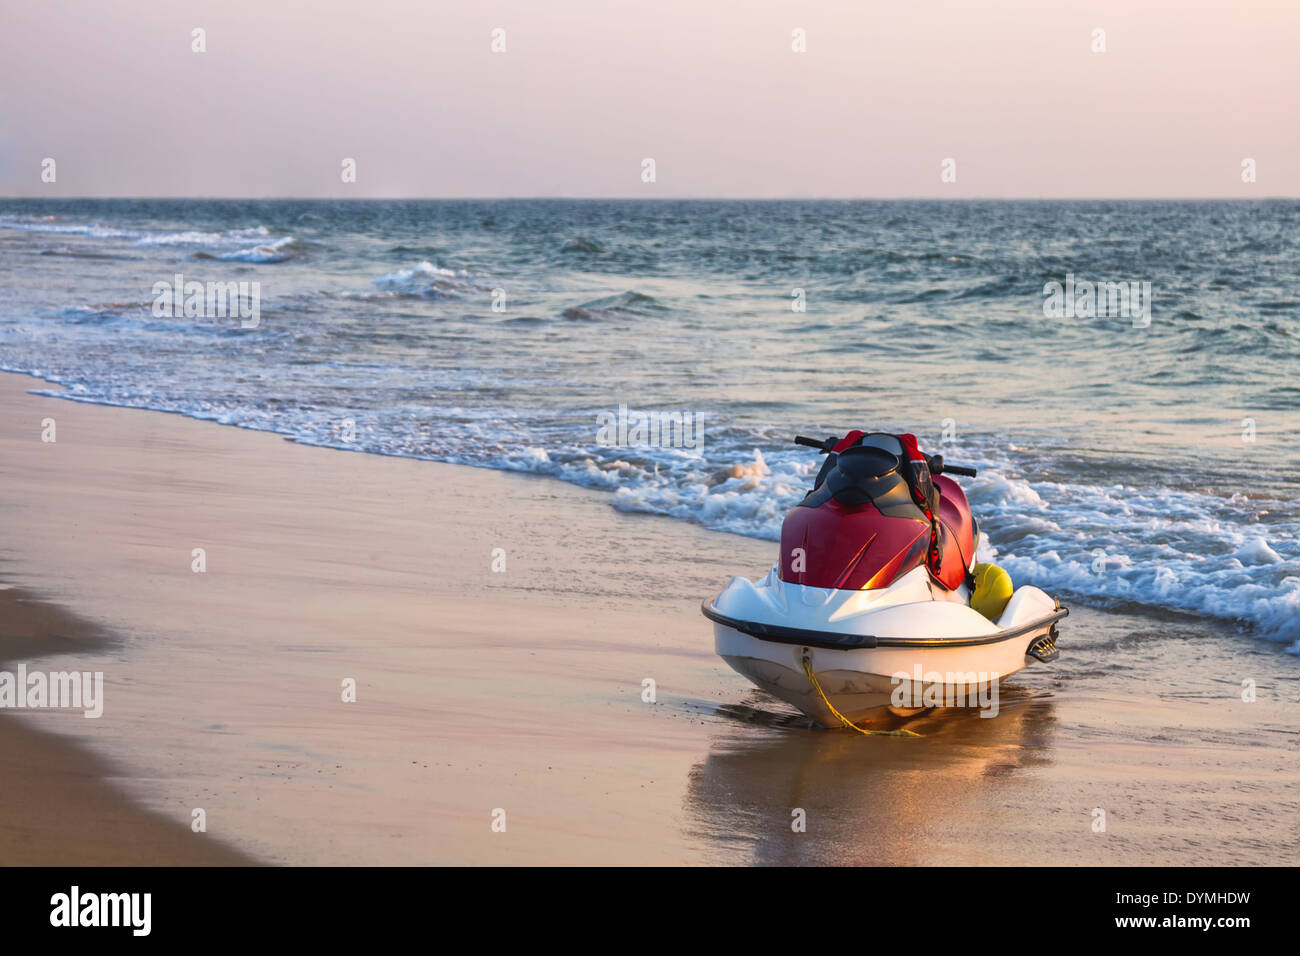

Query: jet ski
[[702, 430, 1067, 729]]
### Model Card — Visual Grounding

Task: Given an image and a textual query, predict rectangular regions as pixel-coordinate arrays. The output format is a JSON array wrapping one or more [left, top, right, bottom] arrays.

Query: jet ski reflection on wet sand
[[702, 431, 1067, 731]]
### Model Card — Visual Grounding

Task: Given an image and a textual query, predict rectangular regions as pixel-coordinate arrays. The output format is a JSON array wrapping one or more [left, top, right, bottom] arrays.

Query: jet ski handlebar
[[793, 435, 837, 452], [933, 460, 978, 477], [792, 435, 978, 478]]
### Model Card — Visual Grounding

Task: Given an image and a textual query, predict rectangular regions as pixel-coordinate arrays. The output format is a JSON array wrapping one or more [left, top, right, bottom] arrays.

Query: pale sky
[[2, 0, 1296, 198]]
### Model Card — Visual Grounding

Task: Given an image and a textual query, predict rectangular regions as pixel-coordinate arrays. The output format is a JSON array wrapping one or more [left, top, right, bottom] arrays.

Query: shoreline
[[0, 586, 255, 865], [1, 370, 1296, 866]]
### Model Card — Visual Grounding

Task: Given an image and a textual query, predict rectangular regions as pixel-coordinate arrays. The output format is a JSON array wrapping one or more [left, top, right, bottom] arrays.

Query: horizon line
[[2, 195, 1295, 202]]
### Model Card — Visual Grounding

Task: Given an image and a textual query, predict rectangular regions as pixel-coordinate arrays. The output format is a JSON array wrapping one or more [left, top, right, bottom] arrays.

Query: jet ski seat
[[801, 444, 928, 520]]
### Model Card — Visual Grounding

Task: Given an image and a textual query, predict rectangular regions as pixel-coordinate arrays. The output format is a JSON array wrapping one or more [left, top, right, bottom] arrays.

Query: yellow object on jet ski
[[970, 562, 1013, 621]]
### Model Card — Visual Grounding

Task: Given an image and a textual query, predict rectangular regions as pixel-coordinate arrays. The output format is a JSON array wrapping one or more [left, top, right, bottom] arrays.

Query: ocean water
[[1, 199, 1297, 648]]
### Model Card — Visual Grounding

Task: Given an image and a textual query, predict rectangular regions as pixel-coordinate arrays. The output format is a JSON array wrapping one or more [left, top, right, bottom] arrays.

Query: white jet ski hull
[[704, 565, 1066, 726]]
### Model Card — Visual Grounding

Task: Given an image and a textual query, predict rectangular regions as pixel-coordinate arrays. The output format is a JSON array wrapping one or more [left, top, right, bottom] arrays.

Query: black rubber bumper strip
[[701, 599, 1069, 651]]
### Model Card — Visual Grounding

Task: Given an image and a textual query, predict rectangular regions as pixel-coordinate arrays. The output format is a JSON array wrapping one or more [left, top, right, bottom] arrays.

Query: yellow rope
[[800, 653, 922, 737]]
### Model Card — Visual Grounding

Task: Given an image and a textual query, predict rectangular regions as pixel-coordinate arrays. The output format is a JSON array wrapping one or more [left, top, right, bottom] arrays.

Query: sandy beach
[[1, 370, 1296, 866], [0, 587, 253, 864]]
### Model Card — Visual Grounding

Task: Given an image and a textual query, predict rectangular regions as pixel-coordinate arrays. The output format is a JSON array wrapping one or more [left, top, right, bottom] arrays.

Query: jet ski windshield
[[856, 433, 905, 456]]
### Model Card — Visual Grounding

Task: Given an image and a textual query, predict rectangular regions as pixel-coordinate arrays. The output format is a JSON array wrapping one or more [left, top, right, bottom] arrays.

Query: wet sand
[[1, 370, 1296, 865], [0, 588, 253, 864]]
